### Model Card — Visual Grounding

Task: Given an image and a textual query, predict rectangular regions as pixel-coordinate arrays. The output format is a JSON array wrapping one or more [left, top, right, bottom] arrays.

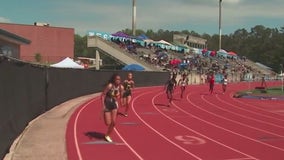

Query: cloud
[[49, 1, 132, 34], [226, 0, 242, 4], [35, 0, 284, 35], [0, 17, 11, 23]]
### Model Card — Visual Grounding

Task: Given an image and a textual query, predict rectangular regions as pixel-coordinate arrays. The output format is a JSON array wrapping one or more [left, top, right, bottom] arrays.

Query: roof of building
[[0, 28, 31, 45]]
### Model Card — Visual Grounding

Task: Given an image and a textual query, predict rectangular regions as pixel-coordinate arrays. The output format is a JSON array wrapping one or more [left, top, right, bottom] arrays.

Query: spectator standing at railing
[[261, 76, 267, 88]]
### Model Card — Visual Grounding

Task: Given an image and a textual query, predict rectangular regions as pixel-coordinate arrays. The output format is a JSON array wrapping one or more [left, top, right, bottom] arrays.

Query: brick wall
[[0, 23, 74, 63]]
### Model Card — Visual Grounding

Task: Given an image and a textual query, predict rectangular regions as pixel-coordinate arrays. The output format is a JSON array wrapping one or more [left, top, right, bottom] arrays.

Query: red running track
[[66, 82, 284, 160]]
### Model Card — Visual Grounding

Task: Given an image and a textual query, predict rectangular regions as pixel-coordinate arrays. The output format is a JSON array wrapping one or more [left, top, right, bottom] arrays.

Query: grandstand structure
[[87, 35, 161, 71], [173, 34, 207, 49], [86, 31, 275, 82]]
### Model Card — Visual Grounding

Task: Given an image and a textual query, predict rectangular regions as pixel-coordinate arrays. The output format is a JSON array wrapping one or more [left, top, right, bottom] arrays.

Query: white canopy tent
[[50, 57, 84, 69], [156, 40, 172, 46]]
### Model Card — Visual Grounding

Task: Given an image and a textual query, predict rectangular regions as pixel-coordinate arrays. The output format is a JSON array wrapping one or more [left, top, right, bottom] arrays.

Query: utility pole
[[132, 0, 137, 36], [281, 64, 283, 93], [218, 0, 222, 51]]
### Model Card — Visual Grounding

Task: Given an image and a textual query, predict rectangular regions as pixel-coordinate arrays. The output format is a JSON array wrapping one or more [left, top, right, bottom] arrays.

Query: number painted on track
[[162, 108, 178, 113], [175, 135, 206, 145]]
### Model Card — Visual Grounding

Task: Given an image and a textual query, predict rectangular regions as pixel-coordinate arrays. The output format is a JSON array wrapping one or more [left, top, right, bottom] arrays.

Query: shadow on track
[[85, 131, 105, 140]]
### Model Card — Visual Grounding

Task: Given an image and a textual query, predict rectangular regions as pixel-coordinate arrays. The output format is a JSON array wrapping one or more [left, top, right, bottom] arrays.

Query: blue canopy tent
[[122, 64, 145, 71], [111, 31, 130, 38], [217, 49, 228, 58], [136, 34, 149, 40]]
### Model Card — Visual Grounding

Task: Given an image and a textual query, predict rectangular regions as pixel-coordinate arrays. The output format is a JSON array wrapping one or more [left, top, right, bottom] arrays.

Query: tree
[[34, 52, 42, 63], [74, 34, 88, 57]]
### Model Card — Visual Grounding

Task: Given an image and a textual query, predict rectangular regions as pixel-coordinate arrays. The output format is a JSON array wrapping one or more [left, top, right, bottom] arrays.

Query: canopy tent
[[111, 31, 130, 38], [169, 58, 181, 66], [201, 49, 208, 54], [122, 64, 145, 71], [156, 40, 172, 46], [219, 49, 227, 53], [156, 51, 169, 60], [191, 48, 202, 54], [153, 40, 173, 50], [50, 57, 84, 69], [210, 51, 217, 56], [217, 49, 228, 57], [172, 42, 189, 48], [144, 39, 154, 43], [136, 34, 149, 40], [227, 51, 237, 56]]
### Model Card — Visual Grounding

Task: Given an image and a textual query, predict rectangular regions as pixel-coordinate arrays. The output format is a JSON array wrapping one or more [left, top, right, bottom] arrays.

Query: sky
[[0, 0, 283, 36]]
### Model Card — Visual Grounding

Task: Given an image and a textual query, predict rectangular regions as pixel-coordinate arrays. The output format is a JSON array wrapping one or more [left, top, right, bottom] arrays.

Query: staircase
[[87, 36, 161, 71]]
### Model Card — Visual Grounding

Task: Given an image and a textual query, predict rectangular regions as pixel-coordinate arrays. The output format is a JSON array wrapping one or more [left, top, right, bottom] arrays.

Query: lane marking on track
[[84, 141, 125, 145], [114, 128, 144, 160], [201, 95, 284, 137], [224, 158, 255, 160], [131, 90, 203, 160], [229, 92, 284, 117], [120, 122, 140, 125], [175, 135, 206, 145], [162, 108, 179, 113], [152, 91, 256, 160], [185, 93, 284, 152], [73, 89, 147, 160], [139, 112, 158, 115], [74, 97, 99, 160], [216, 94, 284, 124]]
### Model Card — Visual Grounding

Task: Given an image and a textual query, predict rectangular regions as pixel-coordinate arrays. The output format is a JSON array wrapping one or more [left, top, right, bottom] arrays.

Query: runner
[[209, 73, 215, 94], [121, 72, 135, 117], [101, 74, 124, 142], [221, 74, 228, 94], [178, 73, 189, 98], [165, 74, 177, 106]]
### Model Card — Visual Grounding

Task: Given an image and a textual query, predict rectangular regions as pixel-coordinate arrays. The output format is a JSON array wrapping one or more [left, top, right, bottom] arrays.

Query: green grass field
[[235, 86, 284, 98], [251, 87, 284, 95]]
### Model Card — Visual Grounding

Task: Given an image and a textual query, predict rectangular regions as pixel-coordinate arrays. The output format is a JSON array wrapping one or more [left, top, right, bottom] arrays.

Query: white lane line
[[131, 90, 203, 160], [152, 92, 256, 160], [216, 94, 284, 124], [185, 93, 284, 152], [74, 98, 98, 160], [114, 128, 143, 160], [229, 92, 284, 118], [73, 89, 147, 160], [201, 95, 284, 136]]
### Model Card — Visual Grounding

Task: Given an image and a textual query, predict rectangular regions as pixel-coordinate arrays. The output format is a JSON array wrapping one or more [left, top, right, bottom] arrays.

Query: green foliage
[[34, 52, 42, 63]]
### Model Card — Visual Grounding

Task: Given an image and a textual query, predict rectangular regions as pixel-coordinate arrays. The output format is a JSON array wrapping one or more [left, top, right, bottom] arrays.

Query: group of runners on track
[[100, 72, 134, 142], [100, 71, 228, 142]]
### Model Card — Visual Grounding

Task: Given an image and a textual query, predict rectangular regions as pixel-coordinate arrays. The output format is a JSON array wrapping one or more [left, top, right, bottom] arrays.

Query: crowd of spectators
[[108, 36, 266, 82]]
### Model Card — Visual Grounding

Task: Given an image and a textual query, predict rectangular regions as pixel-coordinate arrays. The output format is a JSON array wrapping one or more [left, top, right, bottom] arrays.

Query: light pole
[[281, 64, 283, 93], [132, 0, 137, 36], [218, 0, 222, 51]]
